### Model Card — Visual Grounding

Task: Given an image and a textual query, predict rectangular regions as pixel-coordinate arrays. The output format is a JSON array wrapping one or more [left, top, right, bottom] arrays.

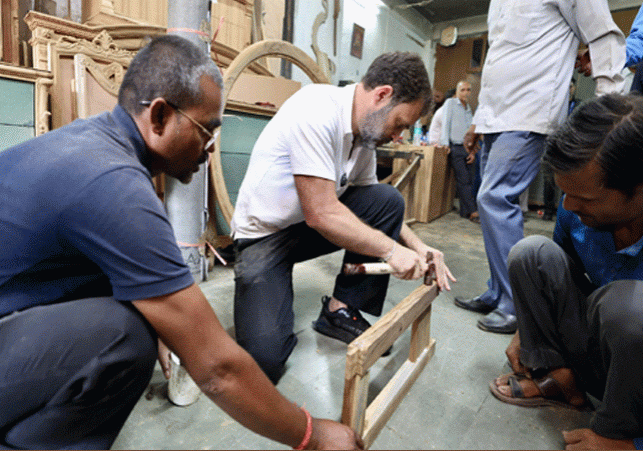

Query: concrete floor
[[112, 210, 593, 450]]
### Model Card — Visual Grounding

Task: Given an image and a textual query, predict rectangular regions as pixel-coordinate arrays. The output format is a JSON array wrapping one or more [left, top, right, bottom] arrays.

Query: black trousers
[[233, 184, 405, 383], [0, 297, 157, 449], [508, 236, 643, 439], [449, 144, 477, 218]]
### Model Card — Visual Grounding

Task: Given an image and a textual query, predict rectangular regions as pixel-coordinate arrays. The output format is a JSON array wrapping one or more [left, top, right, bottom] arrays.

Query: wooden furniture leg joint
[[341, 283, 438, 449]]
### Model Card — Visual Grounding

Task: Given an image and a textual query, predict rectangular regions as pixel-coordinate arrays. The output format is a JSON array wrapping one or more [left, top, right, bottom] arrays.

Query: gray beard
[[359, 103, 393, 150]]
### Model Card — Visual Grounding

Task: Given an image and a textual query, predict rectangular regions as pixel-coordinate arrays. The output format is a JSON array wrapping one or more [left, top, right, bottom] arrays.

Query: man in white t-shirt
[[231, 52, 456, 383]]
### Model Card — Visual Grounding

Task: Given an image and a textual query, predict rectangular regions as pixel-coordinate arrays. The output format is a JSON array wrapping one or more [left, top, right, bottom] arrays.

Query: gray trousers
[[508, 235, 643, 439], [233, 184, 405, 383], [0, 298, 157, 449]]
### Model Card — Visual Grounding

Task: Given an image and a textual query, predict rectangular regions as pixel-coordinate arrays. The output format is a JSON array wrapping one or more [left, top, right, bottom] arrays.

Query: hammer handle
[[343, 262, 393, 275]]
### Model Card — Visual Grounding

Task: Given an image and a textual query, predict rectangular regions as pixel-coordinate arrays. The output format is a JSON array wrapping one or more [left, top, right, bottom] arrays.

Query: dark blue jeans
[[233, 184, 405, 383], [0, 298, 157, 449]]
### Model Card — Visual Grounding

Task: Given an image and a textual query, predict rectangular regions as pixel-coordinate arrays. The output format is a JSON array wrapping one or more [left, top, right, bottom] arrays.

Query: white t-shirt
[[231, 84, 378, 240]]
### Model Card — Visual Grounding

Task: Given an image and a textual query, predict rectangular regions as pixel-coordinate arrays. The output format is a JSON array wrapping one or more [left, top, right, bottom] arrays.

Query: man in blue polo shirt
[[0, 35, 361, 450], [489, 93, 643, 449]]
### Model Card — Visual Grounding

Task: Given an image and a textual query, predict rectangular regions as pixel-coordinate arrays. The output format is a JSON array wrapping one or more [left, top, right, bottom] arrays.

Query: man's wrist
[[294, 407, 313, 450], [382, 241, 396, 262]]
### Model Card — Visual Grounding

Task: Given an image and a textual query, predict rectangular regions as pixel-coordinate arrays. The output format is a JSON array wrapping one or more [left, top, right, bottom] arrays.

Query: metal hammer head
[[424, 251, 437, 285]]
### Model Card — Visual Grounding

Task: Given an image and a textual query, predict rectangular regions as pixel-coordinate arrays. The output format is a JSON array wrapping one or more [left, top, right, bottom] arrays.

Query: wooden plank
[[362, 343, 436, 448], [341, 372, 369, 435], [379, 167, 404, 185], [345, 283, 438, 377], [409, 305, 432, 362], [376, 146, 423, 160], [1, 0, 19, 64], [392, 155, 421, 191]]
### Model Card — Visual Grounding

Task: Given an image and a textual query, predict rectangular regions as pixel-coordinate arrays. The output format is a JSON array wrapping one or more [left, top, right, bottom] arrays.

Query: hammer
[[343, 251, 437, 283]]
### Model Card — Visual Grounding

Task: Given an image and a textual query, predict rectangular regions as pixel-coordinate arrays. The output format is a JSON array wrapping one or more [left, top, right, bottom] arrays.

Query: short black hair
[[544, 93, 643, 197], [361, 52, 432, 116], [118, 35, 223, 115]]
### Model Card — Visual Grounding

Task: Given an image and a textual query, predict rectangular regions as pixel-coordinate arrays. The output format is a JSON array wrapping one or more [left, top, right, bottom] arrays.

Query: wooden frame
[[342, 282, 438, 449], [350, 23, 364, 59]]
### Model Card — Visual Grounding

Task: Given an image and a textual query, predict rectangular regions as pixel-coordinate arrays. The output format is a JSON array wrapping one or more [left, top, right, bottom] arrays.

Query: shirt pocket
[[503, 0, 538, 45]]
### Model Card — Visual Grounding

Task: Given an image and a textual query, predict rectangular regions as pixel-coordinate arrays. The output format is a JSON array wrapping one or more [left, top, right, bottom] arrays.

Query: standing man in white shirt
[[439, 80, 478, 223], [456, 0, 625, 334]]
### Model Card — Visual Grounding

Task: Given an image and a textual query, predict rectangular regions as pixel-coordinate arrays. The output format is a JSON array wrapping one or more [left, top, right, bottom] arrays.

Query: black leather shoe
[[312, 296, 372, 344], [477, 309, 517, 334], [454, 296, 495, 314]]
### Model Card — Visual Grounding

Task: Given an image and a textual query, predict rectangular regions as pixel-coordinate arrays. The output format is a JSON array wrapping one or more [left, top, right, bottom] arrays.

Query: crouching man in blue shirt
[[490, 93, 643, 450], [0, 35, 361, 450]]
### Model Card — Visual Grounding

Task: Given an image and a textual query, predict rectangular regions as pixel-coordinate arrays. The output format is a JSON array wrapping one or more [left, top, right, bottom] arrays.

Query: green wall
[[0, 78, 35, 151], [215, 110, 271, 235]]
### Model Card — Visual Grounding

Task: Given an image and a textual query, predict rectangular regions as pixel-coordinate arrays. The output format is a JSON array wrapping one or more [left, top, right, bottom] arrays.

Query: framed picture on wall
[[350, 23, 364, 59]]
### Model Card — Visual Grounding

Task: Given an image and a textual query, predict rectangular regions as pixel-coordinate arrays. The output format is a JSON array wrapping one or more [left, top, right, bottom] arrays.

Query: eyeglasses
[[140, 100, 220, 150]]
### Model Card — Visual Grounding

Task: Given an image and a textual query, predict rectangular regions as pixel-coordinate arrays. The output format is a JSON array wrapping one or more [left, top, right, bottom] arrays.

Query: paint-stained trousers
[[0, 298, 157, 449], [509, 235, 643, 439], [233, 184, 405, 383]]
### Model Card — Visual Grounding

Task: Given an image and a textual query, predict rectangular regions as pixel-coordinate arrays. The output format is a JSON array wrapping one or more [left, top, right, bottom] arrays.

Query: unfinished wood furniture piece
[[72, 52, 123, 119], [377, 146, 424, 223], [342, 282, 438, 449], [381, 144, 456, 223], [211, 39, 330, 226], [25, 12, 139, 130]]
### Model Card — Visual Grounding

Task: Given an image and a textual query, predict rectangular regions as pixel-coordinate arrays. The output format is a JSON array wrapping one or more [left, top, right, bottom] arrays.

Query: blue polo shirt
[[553, 202, 643, 287], [0, 106, 193, 317]]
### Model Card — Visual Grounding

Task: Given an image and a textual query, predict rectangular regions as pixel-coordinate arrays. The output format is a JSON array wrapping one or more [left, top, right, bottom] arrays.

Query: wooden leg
[[341, 371, 369, 436], [409, 305, 432, 362]]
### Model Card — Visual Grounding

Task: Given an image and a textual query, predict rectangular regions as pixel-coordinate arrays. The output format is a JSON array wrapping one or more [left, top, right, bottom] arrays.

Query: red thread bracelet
[[294, 407, 312, 450]]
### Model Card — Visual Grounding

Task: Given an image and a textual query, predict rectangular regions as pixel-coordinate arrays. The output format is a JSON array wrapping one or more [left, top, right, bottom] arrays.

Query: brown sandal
[[489, 373, 592, 411]]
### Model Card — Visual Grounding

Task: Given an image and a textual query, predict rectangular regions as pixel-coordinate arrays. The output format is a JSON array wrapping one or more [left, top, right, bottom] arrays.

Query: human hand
[[386, 243, 428, 280], [307, 418, 364, 450], [463, 126, 480, 153], [465, 151, 476, 164], [158, 338, 171, 379], [563, 429, 635, 450], [423, 245, 456, 291], [505, 331, 528, 375], [575, 49, 592, 77]]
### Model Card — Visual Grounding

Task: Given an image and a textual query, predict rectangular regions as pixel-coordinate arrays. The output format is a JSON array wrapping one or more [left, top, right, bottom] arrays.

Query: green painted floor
[[113, 210, 592, 450]]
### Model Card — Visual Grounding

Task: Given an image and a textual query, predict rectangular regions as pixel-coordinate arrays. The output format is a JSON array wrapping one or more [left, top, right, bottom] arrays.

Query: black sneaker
[[312, 296, 371, 344]]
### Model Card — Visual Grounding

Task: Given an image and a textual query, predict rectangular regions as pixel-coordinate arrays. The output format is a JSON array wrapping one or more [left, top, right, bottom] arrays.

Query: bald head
[[455, 80, 471, 104]]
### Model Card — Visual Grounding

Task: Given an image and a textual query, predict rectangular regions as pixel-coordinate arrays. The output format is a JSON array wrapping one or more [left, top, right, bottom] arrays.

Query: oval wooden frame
[[210, 39, 330, 226]]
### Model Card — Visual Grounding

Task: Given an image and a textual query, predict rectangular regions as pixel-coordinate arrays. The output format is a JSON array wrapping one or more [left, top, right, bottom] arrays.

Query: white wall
[[292, 0, 434, 87]]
